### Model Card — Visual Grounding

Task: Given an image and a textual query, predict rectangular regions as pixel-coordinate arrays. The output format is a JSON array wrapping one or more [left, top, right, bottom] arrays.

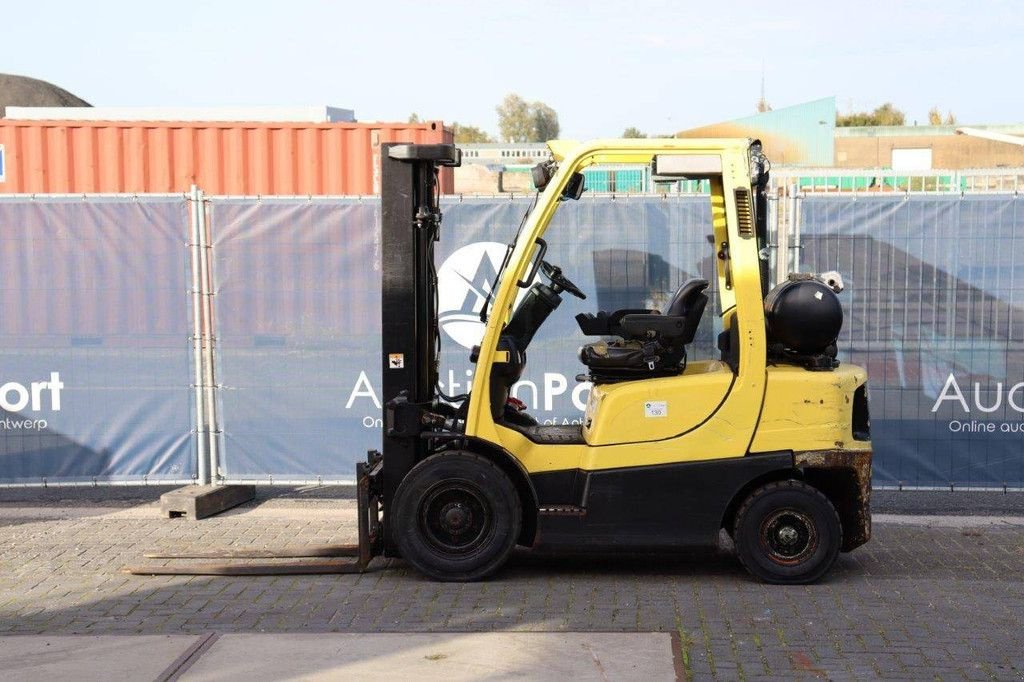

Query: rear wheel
[[733, 480, 842, 584], [392, 451, 521, 582]]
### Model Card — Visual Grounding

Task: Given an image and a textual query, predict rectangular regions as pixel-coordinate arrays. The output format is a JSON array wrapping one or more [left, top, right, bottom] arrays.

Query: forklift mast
[[379, 143, 461, 552]]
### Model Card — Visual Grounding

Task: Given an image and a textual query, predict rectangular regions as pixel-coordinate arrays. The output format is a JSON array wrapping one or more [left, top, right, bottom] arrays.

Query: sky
[[5, 0, 1022, 139]]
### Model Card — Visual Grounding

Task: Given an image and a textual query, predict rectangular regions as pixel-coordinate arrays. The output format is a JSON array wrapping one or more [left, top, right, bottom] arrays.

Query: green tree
[[496, 94, 532, 142], [407, 112, 421, 123], [496, 94, 560, 142], [622, 127, 647, 138], [873, 103, 905, 125], [836, 102, 906, 127], [451, 122, 493, 143], [531, 102, 560, 142], [927, 107, 957, 126]]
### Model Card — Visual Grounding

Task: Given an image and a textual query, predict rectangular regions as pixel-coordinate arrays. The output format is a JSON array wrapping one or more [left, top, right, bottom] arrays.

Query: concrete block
[[160, 485, 255, 520]]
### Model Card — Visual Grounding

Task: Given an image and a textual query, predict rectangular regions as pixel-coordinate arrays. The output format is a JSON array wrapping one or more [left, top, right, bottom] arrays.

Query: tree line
[[410, 99, 960, 144], [409, 93, 560, 144], [837, 102, 956, 127]]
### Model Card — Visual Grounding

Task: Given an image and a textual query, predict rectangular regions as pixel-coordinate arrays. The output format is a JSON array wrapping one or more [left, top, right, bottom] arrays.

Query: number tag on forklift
[[644, 401, 668, 418]]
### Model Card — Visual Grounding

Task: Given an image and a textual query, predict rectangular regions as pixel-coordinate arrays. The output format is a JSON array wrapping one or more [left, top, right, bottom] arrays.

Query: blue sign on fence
[[0, 197, 197, 485], [0, 144, 5, 183], [2, 192, 1023, 489], [801, 194, 1024, 488], [206, 194, 1024, 489]]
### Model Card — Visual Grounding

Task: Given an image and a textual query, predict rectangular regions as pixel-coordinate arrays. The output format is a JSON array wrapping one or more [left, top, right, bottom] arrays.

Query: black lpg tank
[[764, 274, 843, 359]]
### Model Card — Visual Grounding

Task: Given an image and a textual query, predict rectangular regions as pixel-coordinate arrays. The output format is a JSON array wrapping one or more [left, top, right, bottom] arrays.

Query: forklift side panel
[[532, 452, 793, 550], [583, 360, 734, 446], [530, 468, 588, 507]]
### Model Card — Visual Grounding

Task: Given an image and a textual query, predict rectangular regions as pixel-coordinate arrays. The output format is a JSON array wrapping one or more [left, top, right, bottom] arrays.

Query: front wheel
[[733, 480, 842, 584], [392, 451, 522, 582]]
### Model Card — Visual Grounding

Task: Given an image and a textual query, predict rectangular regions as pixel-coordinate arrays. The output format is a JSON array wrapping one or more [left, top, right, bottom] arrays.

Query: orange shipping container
[[0, 119, 454, 195]]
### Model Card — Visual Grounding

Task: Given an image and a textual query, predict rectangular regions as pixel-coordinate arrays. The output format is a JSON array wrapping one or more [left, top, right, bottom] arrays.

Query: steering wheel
[[540, 260, 587, 299]]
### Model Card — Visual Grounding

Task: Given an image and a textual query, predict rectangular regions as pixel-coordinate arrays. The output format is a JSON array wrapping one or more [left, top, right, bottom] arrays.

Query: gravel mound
[[0, 73, 90, 117]]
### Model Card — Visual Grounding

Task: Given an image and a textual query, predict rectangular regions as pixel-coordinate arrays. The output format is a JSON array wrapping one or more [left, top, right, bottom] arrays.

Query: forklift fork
[[123, 456, 383, 577]]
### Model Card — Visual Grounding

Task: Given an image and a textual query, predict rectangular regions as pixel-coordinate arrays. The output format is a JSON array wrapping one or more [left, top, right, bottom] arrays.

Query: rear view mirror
[[532, 163, 553, 190], [561, 172, 585, 201]]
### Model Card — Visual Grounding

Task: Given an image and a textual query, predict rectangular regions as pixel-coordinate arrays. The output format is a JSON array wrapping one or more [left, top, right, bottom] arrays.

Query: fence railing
[[772, 168, 1024, 195]]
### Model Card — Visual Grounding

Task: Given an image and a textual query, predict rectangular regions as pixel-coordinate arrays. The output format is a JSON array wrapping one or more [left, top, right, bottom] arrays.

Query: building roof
[[678, 97, 836, 166], [835, 123, 1024, 137], [459, 142, 550, 150], [5, 105, 355, 123]]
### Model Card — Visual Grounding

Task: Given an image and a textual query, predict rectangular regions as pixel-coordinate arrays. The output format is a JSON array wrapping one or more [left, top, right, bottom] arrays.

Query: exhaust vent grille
[[734, 188, 753, 238]]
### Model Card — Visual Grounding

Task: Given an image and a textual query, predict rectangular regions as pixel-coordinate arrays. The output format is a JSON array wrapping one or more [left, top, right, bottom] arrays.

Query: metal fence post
[[774, 182, 791, 281], [767, 180, 781, 286], [197, 189, 221, 483], [788, 183, 802, 274], [188, 186, 211, 485]]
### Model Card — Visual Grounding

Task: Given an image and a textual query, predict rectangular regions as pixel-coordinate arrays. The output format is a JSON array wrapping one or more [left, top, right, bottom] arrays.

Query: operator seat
[[576, 278, 709, 383]]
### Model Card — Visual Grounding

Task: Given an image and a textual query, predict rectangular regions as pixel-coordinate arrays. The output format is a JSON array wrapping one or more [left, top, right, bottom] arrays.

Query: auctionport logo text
[[0, 372, 64, 431]]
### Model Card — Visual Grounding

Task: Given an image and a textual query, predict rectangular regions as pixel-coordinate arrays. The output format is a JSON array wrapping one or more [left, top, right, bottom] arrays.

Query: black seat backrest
[[665, 278, 709, 317], [664, 278, 709, 346]]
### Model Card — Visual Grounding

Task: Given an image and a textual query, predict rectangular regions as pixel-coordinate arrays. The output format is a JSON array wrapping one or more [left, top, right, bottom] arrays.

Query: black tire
[[392, 451, 522, 582], [733, 480, 842, 585]]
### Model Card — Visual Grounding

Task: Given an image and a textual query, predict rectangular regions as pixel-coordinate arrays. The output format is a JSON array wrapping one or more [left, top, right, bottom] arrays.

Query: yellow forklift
[[377, 139, 871, 585], [129, 138, 871, 584]]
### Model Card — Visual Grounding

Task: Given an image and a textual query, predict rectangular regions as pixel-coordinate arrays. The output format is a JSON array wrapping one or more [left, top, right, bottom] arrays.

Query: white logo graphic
[[438, 242, 535, 349], [0, 372, 63, 431], [0, 372, 63, 412], [932, 372, 1024, 414]]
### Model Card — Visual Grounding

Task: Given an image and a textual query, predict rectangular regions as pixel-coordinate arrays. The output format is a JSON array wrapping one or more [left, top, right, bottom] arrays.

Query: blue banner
[[801, 194, 1024, 487], [210, 195, 720, 482], [5, 192, 1021, 489], [0, 198, 196, 484]]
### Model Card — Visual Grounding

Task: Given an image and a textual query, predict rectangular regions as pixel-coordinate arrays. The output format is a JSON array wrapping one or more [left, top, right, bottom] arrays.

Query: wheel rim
[[419, 481, 492, 555], [758, 508, 818, 566]]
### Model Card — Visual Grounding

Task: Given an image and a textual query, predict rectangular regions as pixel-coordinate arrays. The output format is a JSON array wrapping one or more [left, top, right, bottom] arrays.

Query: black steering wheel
[[540, 260, 587, 300]]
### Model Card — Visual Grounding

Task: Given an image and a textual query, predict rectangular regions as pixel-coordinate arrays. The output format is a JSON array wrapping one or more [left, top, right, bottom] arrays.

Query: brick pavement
[[0, 503, 1022, 680]]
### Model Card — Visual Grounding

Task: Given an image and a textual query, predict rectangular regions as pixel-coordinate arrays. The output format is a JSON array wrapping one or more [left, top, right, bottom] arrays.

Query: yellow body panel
[[462, 137, 869, 476], [490, 414, 753, 474], [546, 139, 581, 161], [751, 365, 871, 453], [583, 361, 733, 446]]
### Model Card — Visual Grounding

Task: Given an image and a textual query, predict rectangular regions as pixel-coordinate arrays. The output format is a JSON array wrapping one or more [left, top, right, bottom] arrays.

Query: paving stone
[[1, 510, 1022, 679]]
